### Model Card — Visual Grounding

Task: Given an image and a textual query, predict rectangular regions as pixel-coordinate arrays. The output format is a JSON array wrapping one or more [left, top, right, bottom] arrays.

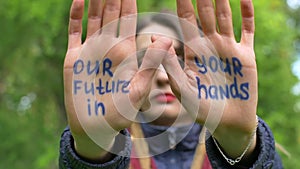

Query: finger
[[68, 0, 85, 49], [215, 0, 234, 37], [196, 0, 217, 36], [102, 0, 121, 36], [139, 37, 173, 74], [130, 37, 173, 105], [240, 0, 255, 48], [86, 0, 103, 38], [176, 0, 200, 62], [162, 47, 187, 98], [119, 0, 137, 39], [176, 0, 199, 41]]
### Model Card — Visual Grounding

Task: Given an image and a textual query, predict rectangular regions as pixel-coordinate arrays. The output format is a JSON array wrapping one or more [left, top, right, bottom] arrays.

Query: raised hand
[[162, 0, 258, 161], [63, 0, 173, 160]]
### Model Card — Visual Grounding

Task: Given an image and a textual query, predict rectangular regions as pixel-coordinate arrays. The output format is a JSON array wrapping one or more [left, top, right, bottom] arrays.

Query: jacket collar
[[140, 123, 202, 155]]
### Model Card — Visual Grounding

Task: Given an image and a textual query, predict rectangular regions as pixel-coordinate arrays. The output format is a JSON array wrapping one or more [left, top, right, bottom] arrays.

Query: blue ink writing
[[103, 58, 113, 77], [74, 80, 82, 95], [73, 60, 84, 75], [195, 56, 207, 74], [87, 60, 100, 75], [73, 58, 113, 77], [196, 76, 249, 100], [194, 56, 243, 77], [73, 79, 130, 95], [73, 58, 129, 117], [87, 99, 106, 116], [232, 57, 243, 77]]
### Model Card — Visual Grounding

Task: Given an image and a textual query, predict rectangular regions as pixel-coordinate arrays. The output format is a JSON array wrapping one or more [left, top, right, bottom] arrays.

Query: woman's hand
[[63, 0, 173, 161], [163, 0, 258, 162]]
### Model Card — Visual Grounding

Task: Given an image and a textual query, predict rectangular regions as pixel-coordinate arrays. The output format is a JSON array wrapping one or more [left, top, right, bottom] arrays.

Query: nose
[[155, 65, 169, 87]]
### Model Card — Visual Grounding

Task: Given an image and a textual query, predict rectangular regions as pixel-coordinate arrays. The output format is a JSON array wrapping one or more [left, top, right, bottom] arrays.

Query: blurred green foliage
[[0, 0, 299, 168]]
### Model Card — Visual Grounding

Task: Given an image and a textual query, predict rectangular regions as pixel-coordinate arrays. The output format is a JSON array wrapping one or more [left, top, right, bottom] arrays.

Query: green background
[[0, 0, 299, 168]]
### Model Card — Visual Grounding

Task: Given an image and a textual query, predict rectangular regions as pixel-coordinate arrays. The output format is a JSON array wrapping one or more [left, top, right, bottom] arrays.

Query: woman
[[59, 0, 283, 168]]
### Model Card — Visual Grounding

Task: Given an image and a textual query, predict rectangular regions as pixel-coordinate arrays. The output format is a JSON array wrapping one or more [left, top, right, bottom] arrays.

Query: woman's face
[[137, 23, 194, 126]]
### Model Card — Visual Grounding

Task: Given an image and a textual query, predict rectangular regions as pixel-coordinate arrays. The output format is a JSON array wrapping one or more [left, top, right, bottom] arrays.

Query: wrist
[[73, 134, 116, 163], [212, 116, 258, 165]]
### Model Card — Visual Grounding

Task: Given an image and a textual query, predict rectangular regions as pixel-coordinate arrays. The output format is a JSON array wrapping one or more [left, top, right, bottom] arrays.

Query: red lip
[[155, 93, 176, 103]]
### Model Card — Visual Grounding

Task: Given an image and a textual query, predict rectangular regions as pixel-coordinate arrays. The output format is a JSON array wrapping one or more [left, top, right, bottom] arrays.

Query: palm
[[187, 35, 257, 131], [65, 34, 137, 137], [63, 0, 139, 146], [163, 0, 258, 135], [157, 0, 260, 158], [63, 0, 175, 150]]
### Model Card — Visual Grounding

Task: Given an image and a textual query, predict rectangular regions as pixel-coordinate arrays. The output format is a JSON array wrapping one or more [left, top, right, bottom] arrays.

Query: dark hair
[[136, 12, 184, 58], [137, 12, 183, 40]]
